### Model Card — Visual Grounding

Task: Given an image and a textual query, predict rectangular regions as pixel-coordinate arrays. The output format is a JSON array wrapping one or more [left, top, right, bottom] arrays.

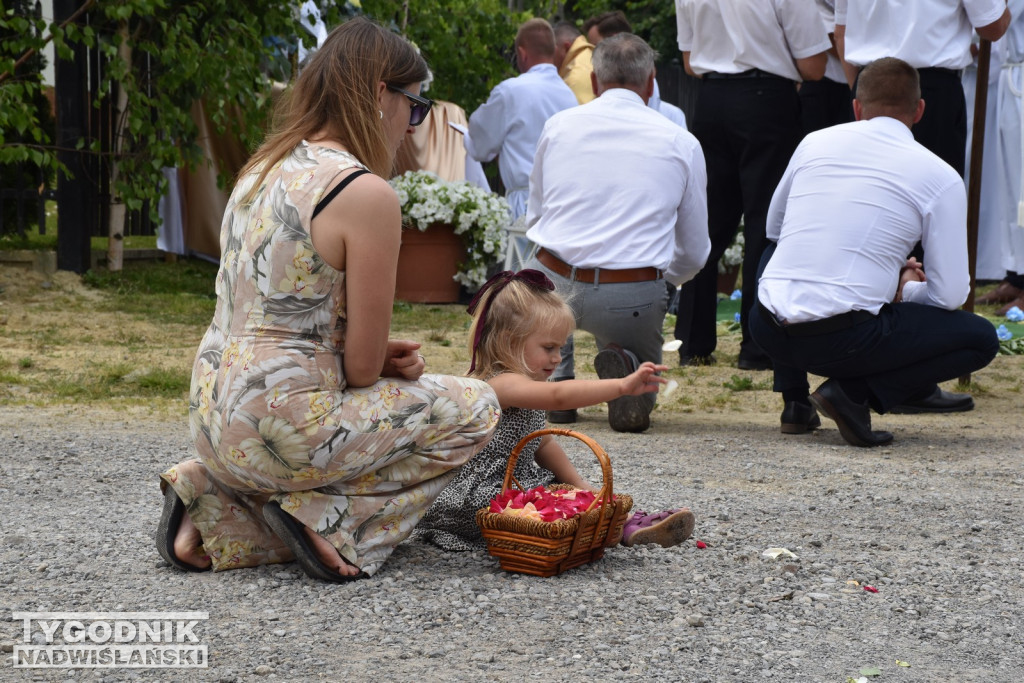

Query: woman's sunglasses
[[387, 85, 434, 127]]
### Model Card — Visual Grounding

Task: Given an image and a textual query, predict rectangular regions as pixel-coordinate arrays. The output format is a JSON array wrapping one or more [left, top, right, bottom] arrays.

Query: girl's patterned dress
[[161, 142, 500, 576], [415, 405, 555, 550]]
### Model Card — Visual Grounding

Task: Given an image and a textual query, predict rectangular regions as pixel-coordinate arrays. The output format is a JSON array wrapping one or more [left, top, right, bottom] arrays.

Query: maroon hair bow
[[467, 269, 555, 372]]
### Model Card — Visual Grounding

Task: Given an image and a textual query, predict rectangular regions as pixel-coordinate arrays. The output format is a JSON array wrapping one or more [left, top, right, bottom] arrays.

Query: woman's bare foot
[[303, 528, 361, 577], [173, 512, 212, 570]]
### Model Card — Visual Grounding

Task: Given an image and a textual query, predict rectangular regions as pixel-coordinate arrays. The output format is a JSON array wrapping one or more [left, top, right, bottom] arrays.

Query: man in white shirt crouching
[[524, 33, 711, 433], [750, 57, 999, 448]]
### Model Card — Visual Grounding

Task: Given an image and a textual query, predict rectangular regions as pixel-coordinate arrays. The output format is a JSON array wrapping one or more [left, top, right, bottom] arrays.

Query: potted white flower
[[389, 170, 510, 300], [718, 229, 744, 294]]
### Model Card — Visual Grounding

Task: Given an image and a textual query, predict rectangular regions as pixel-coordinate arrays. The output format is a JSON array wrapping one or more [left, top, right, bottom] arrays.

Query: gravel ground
[[1, 398, 1022, 682]]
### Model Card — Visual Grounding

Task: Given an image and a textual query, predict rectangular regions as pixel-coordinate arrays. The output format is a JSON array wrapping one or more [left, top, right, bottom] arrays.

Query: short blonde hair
[[515, 18, 556, 60], [856, 57, 920, 119], [468, 279, 575, 380]]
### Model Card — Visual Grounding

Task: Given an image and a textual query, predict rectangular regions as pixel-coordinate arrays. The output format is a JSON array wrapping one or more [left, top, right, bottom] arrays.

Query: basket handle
[[502, 428, 614, 510]]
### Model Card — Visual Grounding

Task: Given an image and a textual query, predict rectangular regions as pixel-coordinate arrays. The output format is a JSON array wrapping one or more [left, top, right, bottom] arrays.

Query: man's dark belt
[[917, 67, 961, 78], [703, 68, 789, 81], [757, 300, 875, 338], [536, 248, 663, 284]]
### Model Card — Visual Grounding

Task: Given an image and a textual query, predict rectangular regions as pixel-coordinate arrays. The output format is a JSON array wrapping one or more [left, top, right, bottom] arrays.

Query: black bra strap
[[312, 169, 371, 219]]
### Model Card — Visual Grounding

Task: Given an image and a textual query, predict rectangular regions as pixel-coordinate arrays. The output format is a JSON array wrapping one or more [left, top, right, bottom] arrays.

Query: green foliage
[[722, 374, 771, 392], [998, 336, 1024, 355], [361, 0, 526, 113], [1, 0, 303, 225], [0, 0, 56, 235], [0, 0, 673, 232], [563, 0, 680, 61]]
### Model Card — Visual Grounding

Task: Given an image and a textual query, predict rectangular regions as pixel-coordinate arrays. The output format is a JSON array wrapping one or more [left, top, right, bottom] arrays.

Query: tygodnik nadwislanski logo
[[11, 612, 208, 669]]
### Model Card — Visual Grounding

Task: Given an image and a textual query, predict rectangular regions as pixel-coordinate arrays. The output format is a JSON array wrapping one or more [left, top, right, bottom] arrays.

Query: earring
[[379, 110, 383, 119]]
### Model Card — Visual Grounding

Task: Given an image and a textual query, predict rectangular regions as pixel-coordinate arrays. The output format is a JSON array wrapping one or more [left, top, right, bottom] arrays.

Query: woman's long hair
[[240, 17, 428, 201]]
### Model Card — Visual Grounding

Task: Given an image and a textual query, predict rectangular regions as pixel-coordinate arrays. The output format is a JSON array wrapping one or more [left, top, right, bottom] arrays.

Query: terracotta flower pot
[[395, 223, 465, 303], [717, 265, 740, 295]]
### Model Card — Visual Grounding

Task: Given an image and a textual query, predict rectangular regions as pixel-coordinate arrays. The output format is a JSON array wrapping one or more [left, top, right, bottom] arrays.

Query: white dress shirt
[[525, 88, 710, 286], [835, 0, 1007, 69], [759, 117, 969, 322], [815, 0, 848, 84], [675, 0, 830, 81], [649, 82, 688, 129], [467, 63, 578, 219]]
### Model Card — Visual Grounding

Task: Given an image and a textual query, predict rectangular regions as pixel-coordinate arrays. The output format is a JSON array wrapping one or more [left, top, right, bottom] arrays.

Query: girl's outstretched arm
[[534, 436, 592, 490], [488, 362, 669, 411]]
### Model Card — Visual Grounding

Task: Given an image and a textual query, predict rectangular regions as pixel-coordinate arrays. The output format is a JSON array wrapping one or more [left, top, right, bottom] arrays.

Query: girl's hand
[[621, 362, 669, 396], [381, 339, 425, 381]]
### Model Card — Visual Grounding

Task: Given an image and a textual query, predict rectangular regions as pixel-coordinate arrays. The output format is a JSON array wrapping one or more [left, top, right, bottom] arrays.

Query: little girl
[[416, 269, 695, 551]]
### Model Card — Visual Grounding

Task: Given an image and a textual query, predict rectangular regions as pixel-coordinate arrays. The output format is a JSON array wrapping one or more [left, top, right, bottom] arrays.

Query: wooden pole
[[961, 39, 992, 385]]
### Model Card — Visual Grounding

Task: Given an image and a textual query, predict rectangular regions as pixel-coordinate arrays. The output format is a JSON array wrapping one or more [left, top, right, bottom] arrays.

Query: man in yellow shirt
[[553, 21, 595, 105]]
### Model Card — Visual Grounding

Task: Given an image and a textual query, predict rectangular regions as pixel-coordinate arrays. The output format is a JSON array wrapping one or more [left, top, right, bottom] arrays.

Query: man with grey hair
[[524, 33, 710, 433]]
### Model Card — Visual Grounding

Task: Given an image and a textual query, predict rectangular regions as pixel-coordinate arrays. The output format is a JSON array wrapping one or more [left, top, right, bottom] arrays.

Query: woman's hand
[[381, 339, 425, 381], [621, 362, 669, 396]]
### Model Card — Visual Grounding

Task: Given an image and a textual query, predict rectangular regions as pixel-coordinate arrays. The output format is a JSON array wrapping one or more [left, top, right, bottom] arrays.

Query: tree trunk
[[106, 21, 131, 272]]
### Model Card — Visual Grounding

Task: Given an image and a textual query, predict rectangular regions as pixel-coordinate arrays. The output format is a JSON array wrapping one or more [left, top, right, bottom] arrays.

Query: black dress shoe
[[737, 354, 773, 371], [780, 401, 821, 434], [680, 353, 717, 367], [889, 387, 974, 414], [810, 379, 893, 447], [547, 409, 577, 424]]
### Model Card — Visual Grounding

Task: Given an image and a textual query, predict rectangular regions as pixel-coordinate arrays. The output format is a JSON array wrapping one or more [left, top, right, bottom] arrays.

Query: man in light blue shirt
[[467, 18, 578, 221]]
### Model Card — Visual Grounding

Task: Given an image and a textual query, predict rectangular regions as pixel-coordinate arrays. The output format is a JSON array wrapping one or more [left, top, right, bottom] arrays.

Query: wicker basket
[[475, 428, 633, 577]]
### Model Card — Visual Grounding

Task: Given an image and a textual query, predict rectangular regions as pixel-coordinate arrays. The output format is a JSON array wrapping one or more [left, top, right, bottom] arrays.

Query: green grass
[[0, 201, 159, 251], [82, 259, 219, 325], [391, 302, 469, 346], [39, 362, 190, 401]]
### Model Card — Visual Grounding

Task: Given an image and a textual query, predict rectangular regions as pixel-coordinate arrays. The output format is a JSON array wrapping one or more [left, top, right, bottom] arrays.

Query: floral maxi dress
[[160, 142, 500, 576]]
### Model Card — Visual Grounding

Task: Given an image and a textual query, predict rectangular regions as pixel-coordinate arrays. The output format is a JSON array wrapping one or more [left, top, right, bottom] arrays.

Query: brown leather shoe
[[977, 281, 1023, 305], [996, 295, 1024, 316]]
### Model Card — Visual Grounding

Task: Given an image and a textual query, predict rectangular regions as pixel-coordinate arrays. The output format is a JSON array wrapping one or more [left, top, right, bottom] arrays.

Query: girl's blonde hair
[[239, 17, 428, 202], [468, 278, 575, 380]]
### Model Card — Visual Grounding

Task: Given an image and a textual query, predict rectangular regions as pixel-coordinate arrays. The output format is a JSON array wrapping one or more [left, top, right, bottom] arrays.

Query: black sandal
[[156, 485, 210, 572], [263, 501, 365, 583]]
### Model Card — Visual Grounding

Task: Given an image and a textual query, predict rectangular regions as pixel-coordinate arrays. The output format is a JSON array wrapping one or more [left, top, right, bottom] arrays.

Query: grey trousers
[[525, 255, 669, 386]]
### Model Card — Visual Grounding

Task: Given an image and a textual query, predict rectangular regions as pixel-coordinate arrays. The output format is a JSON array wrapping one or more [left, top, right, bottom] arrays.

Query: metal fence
[[1, 5, 154, 241]]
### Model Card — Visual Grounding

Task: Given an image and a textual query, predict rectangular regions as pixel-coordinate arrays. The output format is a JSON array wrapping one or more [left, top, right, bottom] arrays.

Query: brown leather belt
[[536, 248, 663, 284]]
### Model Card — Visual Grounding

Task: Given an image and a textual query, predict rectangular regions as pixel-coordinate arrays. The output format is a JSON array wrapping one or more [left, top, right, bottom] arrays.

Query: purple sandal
[[621, 508, 695, 548]]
